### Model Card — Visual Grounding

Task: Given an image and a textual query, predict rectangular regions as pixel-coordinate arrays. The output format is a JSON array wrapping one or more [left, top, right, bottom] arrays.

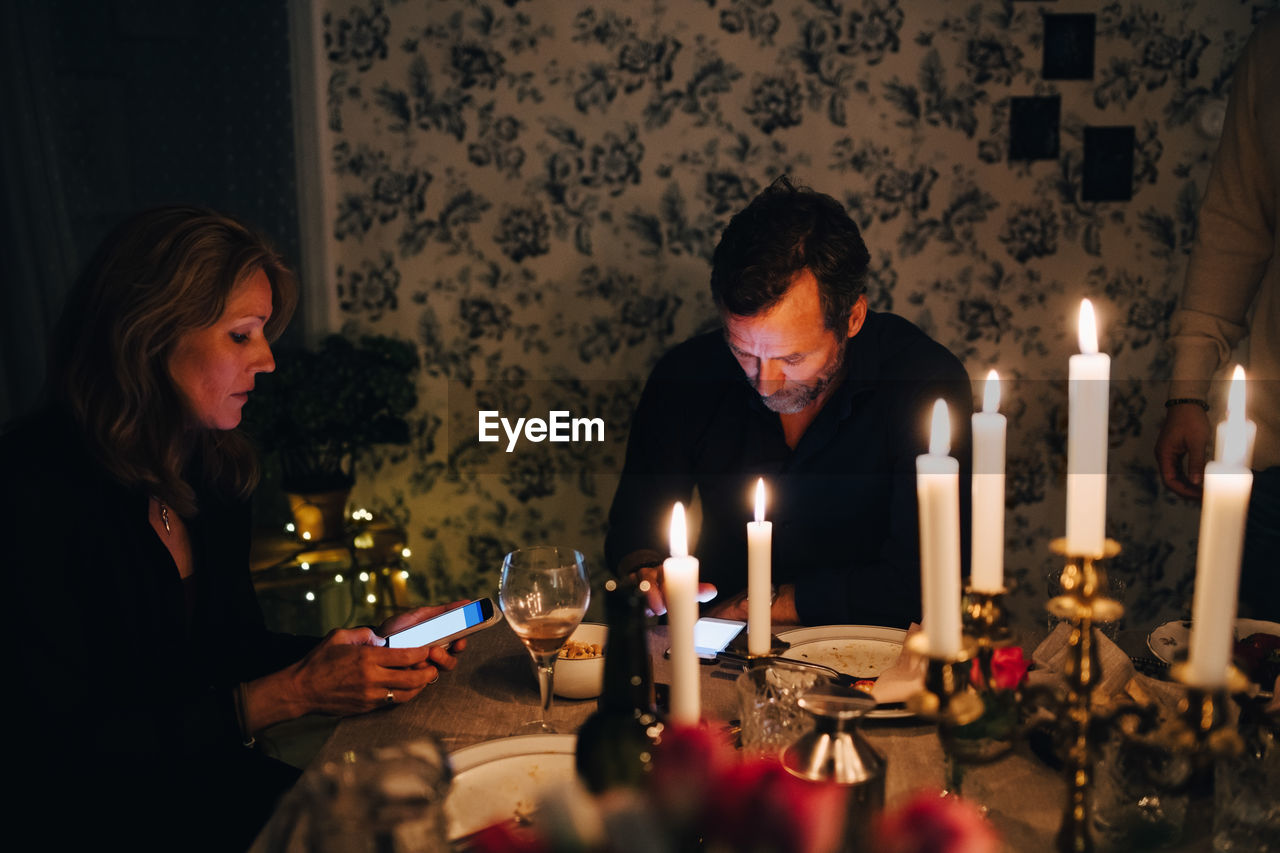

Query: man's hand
[[703, 588, 748, 621], [633, 563, 717, 617], [1155, 403, 1212, 499], [770, 584, 801, 626], [703, 583, 801, 626]]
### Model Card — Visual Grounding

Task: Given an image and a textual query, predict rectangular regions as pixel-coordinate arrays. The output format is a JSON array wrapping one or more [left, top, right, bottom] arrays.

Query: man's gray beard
[[759, 344, 846, 414]]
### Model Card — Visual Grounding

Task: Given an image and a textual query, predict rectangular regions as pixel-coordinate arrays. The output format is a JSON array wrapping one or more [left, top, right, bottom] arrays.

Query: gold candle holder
[[731, 635, 791, 660], [905, 633, 984, 723], [963, 586, 1014, 692], [1094, 663, 1250, 845], [1157, 663, 1248, 759], [1046, 538, 1123, 853], [905, 633, 985, 795]]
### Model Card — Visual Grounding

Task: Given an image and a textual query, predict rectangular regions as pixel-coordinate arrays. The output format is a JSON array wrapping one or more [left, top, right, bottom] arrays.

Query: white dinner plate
[[1146, 618, 1280, 665], [445, 733, 581, 841], [776, 625, 913, 719]]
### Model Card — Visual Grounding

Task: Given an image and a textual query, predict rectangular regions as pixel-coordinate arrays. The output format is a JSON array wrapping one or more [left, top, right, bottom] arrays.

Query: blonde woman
[[4, 206, 462, 848]]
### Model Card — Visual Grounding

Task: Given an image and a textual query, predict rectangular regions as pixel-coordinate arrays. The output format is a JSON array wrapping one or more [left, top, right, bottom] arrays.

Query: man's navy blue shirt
[[605, 310, 974, 628]]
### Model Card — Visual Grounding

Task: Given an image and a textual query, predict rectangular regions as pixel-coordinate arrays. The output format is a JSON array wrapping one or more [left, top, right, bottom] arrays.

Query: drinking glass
[[498, 546, 591, 733], [736, 660, 821, 758]]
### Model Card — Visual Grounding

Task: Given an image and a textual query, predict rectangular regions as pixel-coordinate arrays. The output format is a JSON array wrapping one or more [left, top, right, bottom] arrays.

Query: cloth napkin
[[871, 623, 927, 705], [1028, 623, 1188, 719]]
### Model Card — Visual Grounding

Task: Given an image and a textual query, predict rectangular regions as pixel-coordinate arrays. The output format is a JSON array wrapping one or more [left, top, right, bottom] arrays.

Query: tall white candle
[[1066, 299, 1110, 557], [971, 370, 1006, 592], [1187, 367, 1254, 688], [664, 502, 701, 723], [1213, 365, 1258, 467], [917, 399, 962, 657], [747, 478, 773, 655]]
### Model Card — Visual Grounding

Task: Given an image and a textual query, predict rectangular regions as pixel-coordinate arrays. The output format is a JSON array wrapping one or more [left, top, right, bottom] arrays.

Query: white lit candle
[[664, 502, 701, 723], [747, 478, 773, 655], [1066, 299, 1110, 557], [971, 370, 1006, 592], [1214, 365, 1258, 468], [1186, 367, 1254, 688], [917, 399, 962, 657]]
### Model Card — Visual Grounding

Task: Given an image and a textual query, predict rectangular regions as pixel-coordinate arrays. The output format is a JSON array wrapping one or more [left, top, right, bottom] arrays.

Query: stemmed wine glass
[[498, 546, 591, 733]]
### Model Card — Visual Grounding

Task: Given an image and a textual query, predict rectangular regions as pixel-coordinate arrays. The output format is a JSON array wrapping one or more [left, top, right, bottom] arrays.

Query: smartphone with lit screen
[[665, 616, 747, 661], [383, 598, 501, 648], [694, 617, 746, 659]]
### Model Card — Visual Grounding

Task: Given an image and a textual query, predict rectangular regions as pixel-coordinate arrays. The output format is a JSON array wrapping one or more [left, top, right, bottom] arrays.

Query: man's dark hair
[[710, 176, 871, 332]]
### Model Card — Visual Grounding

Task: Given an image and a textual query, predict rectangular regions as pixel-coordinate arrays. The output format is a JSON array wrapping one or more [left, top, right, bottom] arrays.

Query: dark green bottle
[[575, 577, 663, 793]]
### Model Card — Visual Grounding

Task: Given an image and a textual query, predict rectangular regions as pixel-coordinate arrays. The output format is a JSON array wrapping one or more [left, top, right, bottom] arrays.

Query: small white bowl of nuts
[[554, 622, 607, 699]]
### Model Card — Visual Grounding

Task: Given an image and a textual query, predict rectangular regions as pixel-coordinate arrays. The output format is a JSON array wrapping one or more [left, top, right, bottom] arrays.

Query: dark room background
[[5, 0, 1277, 637], [1, 0, 301, 420]]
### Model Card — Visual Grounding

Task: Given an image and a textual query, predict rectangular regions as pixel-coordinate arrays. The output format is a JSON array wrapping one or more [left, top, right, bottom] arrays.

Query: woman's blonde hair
[[49, 206, 298, 515]]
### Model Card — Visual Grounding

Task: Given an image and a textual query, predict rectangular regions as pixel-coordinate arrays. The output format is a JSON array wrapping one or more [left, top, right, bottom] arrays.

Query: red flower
[[647, 723, 846, 853], [969, 646, 1030, 691], [465, 821, 549, 853], [874, 791, 1001, 853], [646, 722, 735, 822], [701, 760, 846, 853]]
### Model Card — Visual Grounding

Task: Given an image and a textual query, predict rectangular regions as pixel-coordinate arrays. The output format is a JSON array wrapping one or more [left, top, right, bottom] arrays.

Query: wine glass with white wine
[[498, 546, 591, 733]]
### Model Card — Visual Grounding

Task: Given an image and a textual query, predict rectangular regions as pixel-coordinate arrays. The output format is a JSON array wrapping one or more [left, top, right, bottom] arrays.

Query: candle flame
[[928, 399, 951, 456], [670, 501, 688, 558], [1223, 365, 1248, 466], [1228, 364, 1246, 419], [983, 369, 1001, 413], [754, 477, 766, 523], [1078, 299, 1099, 355]]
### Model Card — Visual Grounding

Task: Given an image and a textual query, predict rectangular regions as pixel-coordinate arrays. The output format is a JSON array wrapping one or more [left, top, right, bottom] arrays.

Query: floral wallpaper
[[311, 0, 1274, 636]]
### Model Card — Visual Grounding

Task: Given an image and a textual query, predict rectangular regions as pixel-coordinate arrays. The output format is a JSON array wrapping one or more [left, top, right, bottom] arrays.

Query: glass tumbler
[[291, 738, 454, 853], [1214, 713, 1279, 852], [1090, 728, 1190, 852], [736, 660, 821, 759]]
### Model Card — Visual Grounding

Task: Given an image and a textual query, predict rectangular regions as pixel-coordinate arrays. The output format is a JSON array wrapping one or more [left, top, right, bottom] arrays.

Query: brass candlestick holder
[[905, 633, 985, 794], [953, 586, 1022, 766], [964, 586, 1015, 690], [1085, 655, 1251, 850], [1042, 537, 1124, 853], [1030, 541, 1254, 853], [1165, 664, 1248, 757], [727, 634, 790, 661], [1119, 663, 1248, 763]]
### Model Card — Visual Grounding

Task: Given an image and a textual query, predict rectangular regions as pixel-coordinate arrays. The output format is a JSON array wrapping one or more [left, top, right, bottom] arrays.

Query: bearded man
[[605, 177, 973, 629]]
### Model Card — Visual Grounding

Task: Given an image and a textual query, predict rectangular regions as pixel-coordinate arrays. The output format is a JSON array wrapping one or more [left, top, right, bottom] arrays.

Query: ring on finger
[[384, 688, 395, 705]]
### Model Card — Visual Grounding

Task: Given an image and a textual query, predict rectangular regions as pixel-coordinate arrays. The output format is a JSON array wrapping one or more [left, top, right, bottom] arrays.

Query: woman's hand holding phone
[[378, 600, 474, 649], [380, 598, 499, 649], [241, 602, 476, 735], [289, 601, 475, 715], [284, 628, 442, 716]]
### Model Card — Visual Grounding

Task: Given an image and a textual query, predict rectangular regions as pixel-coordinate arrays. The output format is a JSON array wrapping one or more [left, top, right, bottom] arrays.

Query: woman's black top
[[3, 408, 319, 849]]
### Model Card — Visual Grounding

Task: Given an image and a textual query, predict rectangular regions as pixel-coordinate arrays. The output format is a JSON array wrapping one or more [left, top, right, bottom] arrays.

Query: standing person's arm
[[1158, 17, 1276, 494]]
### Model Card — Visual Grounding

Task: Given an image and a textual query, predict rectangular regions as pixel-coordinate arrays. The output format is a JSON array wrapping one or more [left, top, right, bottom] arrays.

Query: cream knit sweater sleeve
[[1169, 12, 1280, 469]]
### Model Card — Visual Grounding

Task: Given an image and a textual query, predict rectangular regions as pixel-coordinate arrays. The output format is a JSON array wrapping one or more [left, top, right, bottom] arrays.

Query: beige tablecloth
[[252, 620, 1210, 852]]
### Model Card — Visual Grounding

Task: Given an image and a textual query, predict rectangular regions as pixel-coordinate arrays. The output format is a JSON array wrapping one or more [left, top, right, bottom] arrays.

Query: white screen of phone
[[694, 618, 745, 656], [388, 601, 485, 648]]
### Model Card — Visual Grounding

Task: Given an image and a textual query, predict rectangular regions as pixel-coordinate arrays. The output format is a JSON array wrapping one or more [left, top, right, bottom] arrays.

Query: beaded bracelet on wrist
[[1164, 398, 1209, 411]]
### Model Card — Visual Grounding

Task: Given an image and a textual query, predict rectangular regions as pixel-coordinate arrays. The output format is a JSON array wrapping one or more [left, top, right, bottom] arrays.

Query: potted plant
[[242, 333, 418, 539]]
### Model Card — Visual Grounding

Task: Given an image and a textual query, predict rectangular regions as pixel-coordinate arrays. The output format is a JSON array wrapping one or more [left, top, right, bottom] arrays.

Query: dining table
[[251, 618, 1218, 852]]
